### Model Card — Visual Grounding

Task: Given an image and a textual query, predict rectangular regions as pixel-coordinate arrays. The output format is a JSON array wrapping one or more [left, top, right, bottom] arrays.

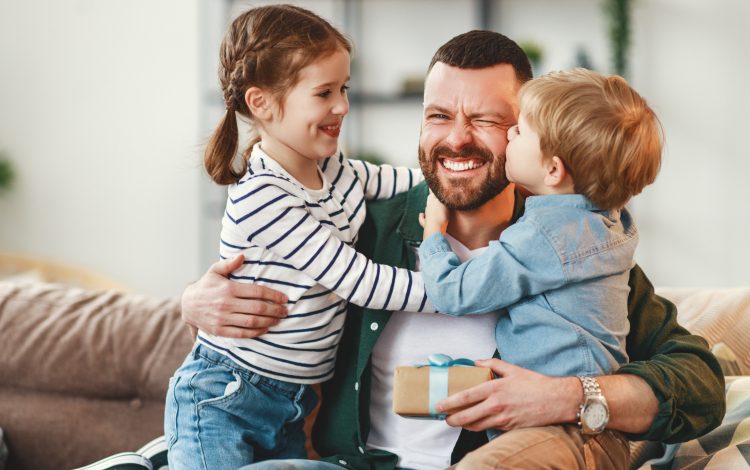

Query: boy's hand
[[419, 191, 450, 239]]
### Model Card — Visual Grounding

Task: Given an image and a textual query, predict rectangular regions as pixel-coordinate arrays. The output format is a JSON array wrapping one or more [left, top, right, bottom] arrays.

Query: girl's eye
[[341, 85, 350, 94], [318, 90, 332, 98]]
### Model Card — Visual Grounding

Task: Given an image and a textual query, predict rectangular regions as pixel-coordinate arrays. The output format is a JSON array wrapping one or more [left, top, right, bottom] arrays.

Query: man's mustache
[[429, 144, 494, 162]]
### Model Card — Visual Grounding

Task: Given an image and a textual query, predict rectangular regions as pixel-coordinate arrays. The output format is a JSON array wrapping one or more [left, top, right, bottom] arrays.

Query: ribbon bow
[[418, 354, 475, 418]]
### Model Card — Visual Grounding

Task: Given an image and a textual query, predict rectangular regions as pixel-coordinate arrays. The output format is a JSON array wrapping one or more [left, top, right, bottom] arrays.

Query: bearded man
[[181, 30, 724, 470]]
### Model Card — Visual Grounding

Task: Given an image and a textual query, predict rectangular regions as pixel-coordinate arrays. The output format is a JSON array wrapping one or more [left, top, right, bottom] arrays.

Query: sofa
[[0, 280, 748, 470]]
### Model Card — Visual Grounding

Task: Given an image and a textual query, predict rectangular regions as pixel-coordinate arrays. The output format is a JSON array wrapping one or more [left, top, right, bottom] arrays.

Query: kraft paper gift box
[[393, 354, 493, 419]]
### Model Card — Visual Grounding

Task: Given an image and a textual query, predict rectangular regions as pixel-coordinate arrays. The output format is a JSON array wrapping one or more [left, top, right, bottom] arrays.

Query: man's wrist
[[556, 376, 585, 424]]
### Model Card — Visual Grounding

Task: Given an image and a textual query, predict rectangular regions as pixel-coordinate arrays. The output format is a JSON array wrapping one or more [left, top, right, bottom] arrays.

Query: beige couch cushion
[[657, 287, 750, 375], [0, 281, 190, 399]]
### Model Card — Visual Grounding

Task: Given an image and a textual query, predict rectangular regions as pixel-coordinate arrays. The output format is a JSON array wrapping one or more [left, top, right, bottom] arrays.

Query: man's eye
[[429, 114, 449, 120], [476, 120, 498, 127]]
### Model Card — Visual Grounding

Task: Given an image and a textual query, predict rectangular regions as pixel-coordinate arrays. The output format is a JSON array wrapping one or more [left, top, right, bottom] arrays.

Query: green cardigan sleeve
[[618, 264, 725, 443]]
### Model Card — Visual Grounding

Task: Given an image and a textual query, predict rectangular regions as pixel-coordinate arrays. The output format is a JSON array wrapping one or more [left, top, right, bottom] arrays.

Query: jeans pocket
[[193, 367, 245, 410], [165, 375, 181, 449]]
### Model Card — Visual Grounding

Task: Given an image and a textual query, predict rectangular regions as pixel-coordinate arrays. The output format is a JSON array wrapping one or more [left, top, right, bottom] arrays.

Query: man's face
[[419, 63, 521, 210]]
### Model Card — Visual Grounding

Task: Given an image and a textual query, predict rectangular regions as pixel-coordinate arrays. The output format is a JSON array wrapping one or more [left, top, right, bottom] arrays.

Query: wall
[[1, 0, 748, 296], [629, 0, 750, 287], [496, 0, 750, 287], [0, 0, 203, 297]]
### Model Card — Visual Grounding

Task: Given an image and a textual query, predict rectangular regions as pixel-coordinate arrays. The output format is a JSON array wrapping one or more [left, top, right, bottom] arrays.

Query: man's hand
[[181, 254, 288, 339], [419, 191, 450, 239], [435, 359, 580, 432]]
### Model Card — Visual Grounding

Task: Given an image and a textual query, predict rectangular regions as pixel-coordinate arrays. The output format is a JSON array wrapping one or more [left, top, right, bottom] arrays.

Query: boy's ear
[[245, 87, 273, 120], [544, 155, 570, 187]]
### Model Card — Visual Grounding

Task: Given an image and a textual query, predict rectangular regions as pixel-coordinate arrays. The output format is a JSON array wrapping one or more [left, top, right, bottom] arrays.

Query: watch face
[[584, 403, 608, 430]]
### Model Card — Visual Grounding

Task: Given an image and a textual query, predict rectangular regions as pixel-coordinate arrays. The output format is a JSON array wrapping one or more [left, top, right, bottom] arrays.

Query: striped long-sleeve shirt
[[199, 145, 434, 383]]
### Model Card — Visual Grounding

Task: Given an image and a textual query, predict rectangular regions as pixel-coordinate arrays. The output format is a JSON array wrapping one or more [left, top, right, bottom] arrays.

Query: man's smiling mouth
[[440, 158, 487, 172]]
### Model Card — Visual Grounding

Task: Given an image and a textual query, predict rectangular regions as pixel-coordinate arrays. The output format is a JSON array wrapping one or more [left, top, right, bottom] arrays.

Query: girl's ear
[[544, 155, 570, 187], [245, 87, 273, 121]]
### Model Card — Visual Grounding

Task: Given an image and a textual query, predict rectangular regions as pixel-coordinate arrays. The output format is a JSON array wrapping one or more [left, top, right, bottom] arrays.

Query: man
[[182, 31, 724, 469]]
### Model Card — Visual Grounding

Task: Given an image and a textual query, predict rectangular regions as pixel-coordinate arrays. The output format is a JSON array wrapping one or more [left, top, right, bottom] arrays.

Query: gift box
[[393, 354, 493, 419]]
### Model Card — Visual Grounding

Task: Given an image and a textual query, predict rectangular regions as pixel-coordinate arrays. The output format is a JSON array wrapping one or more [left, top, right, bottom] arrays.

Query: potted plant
[[0, 152, 14, 193], [604, 0, 631, 78]]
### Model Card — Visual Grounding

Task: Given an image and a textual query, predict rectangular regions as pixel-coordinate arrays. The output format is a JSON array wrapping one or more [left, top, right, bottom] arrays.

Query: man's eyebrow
[[468, 110, 511, 121], [424, 104, 514, 122], [423, 104, 452, 115]]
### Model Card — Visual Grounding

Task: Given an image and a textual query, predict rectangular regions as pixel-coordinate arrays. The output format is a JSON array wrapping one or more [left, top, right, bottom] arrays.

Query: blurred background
[[0, 0, 748, 298]]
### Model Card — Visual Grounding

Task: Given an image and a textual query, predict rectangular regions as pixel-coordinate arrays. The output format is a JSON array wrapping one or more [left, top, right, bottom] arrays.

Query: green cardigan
[[313, 182, 725, 469]]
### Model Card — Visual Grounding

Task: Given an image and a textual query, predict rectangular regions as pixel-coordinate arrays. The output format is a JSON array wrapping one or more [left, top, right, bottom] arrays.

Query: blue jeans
[[165, 343, 318, 470]]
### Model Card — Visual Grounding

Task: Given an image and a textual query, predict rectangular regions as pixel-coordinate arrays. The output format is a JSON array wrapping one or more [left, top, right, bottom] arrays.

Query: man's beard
[[419, 143, 509, 211]]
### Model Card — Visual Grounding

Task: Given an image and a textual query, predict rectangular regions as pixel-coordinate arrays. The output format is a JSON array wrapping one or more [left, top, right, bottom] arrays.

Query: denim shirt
[[419, 194, 636, 376]]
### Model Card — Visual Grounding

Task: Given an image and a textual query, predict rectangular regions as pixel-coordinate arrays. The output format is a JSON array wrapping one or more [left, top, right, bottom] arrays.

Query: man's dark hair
[[428, 30, 533, 83]]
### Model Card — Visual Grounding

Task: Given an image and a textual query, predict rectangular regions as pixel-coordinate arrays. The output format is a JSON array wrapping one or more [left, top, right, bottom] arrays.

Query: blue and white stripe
[[200, 145, 432, 384]]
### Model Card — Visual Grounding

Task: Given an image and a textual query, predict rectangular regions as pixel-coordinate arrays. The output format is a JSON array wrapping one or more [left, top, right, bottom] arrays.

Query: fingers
[[441, 382, 506, 430], [196, 310, 282, 337], [232, 282, 288, 306], [447, 411, 501, 432], [436, 379, 494, 413], [475, 358, 513, 377], [232, 297, 288, 318], [211, 254, 245, 276]]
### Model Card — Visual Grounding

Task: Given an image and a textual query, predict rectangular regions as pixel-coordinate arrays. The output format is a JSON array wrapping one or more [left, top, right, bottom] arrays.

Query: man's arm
[[181, 254, 289, 339], [437, 265, 725, 443], [435, 359, 657, 434], [615, 264, 725, 442]]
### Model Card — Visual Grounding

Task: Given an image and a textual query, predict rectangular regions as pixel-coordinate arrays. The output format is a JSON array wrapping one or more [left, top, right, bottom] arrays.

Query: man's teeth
[[442, 160, 483, 171]]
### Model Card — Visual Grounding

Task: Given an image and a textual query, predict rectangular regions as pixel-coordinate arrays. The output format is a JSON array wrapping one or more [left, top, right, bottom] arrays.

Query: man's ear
[[245, 87, 273, 120], [543, 156, 570, 187]]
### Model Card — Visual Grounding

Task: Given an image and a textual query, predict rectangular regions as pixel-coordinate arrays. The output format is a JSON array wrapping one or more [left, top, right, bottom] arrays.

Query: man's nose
[[445, 121, 473, 150]]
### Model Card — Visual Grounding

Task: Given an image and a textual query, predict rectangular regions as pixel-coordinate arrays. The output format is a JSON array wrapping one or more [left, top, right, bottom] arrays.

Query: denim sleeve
[[417, 222, 566, 315]]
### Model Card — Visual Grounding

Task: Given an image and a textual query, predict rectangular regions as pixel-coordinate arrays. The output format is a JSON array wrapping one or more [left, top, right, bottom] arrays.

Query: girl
[[165, 5, 431, 469]]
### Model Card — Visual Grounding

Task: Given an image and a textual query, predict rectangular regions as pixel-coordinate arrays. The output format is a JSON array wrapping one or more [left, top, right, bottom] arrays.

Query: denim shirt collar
[[524, 194, 620, 221], [396, 182, 527, 244]]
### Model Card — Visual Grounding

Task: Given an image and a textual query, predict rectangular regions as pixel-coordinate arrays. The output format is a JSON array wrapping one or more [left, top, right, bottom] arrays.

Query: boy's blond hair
[[519, 68, 662, 210]]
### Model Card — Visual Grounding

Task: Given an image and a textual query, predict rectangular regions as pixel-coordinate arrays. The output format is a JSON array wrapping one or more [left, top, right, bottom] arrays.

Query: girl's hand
[[419, 191, 450, 239]]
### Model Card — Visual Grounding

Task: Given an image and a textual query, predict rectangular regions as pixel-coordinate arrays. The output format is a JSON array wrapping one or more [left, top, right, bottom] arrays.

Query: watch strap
[[577, 376, 608, 434]]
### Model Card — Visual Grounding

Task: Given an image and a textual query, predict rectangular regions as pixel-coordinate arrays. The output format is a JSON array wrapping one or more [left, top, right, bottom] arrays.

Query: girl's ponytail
[[204, 107, 246, 185]]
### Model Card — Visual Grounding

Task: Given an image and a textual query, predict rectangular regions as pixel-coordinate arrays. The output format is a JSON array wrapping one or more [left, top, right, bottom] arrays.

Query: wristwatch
[[577, 376, 609, 435]]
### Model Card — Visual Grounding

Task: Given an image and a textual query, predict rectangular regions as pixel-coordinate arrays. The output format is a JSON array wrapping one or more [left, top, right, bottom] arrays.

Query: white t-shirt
[[366, 234, 500, 469]]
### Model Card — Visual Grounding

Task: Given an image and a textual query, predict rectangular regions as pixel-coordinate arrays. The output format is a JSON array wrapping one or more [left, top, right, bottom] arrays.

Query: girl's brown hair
[[519, 68, 663, 210], [205, 4, 352, 185]]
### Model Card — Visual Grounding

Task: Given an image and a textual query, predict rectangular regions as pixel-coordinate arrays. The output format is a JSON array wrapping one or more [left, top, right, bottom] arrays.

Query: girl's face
[[261, 48, 350, 165], [505, 112, 548, 194]]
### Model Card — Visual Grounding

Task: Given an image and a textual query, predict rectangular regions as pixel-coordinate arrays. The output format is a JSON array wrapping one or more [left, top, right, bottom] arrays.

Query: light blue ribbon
[[417, 354, 474, 418]]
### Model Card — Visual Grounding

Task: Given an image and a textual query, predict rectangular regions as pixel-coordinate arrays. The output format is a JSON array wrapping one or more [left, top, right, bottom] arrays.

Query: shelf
[[204, 90, 423, 107], [348, 92, 422, 105]]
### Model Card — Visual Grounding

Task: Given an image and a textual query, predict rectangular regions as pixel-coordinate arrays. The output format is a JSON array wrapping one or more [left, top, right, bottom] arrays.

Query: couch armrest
[[657, 287, 750, 375], [0, 281, 193, 399]]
